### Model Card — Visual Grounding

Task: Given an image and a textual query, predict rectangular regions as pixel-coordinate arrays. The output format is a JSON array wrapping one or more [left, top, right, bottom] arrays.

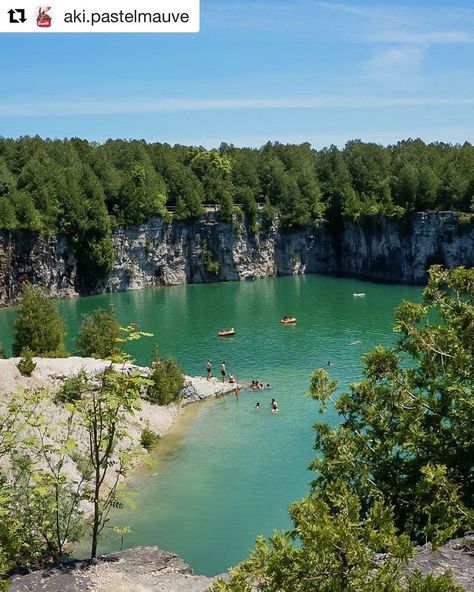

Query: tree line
[[0, 137, 473, 281]]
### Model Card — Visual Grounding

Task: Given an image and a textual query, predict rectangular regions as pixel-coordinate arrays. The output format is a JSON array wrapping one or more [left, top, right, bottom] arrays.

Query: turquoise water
[[0, 275, 421, 575]]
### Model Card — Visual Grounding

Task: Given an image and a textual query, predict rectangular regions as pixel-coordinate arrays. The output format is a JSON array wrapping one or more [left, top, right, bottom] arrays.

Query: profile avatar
[[36, 6, 52, 28]]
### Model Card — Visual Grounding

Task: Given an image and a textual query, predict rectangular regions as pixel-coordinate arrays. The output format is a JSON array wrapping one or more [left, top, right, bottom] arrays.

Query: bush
[[0, 343, 6, 359], [56, 371, 89, 403], [16, 348, 36, 376], [12, 284, 67, 357], [140, 427, 160, 451], [147, 356, 185, 406], [203, 247, 220, 276], [76, 306, 121, 359]]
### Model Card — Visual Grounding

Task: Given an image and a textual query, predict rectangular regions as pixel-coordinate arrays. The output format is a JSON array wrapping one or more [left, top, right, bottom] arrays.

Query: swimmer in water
[[255, 402, 260, 411]]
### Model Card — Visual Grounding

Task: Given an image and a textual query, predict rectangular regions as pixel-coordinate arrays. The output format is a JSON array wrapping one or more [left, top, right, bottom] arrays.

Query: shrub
[[12, 284, 67, 357], [16, 348, 36, 376], [76, 306, 121, 359], [147, 356, 185, 406], [456, 212, 472, 226], [56, 371, 89, 403], [140, 427, 160, 451], [0, 343, 6, 359], [203, 248, 220, 276]]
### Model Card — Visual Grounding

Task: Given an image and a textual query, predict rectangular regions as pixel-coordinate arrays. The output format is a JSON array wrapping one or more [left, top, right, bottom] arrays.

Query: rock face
[[0, 212, 473, 307], [0, 231, 77, 307]]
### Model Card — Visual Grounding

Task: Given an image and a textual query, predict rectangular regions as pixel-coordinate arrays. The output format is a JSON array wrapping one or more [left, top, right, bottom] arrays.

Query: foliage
[[456, 212, 473, 226], [55, 370, 89, 403], [140, 426, 160, 451], [76, 305, 121, 359], [212, 266, 473, 591], [147, 356, 185, 406], [12, 284, 67, 357], [309, 266, 474, 545], [0, 388, 84, 576], [16, 347, 36, 375], [0, 343, 5, 359], [79, 325, 152, 558], [0, 322, 153, 586], [203, 247, 220, 276]]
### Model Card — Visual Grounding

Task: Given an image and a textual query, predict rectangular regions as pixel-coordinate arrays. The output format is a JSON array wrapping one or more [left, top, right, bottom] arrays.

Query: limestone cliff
[[0, 212, 473, 307]]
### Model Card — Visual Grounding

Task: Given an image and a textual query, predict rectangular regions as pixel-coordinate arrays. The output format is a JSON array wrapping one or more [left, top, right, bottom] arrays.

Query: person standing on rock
[[220, 361, 226, 383], [206, 359, 212, 381]]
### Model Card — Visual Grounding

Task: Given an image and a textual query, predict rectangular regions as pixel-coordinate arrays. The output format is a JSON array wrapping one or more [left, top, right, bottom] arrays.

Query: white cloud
[[363, 46, 426, 82], [317, 1, 409, 25], [2, 95, 474, 117], [369, 30, 473, 44]]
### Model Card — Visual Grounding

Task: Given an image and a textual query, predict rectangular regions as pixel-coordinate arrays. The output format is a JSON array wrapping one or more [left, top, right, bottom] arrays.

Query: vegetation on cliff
[[1, 137, 474, 281], [211, 266, 474, 591]]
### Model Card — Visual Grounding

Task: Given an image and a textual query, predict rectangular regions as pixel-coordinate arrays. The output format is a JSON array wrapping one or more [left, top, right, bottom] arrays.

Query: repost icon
[[8, 8, 27, 23]]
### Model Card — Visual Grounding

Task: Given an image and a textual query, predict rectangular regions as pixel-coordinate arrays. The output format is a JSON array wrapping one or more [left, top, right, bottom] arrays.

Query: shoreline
[[0, 356, 241, 438]]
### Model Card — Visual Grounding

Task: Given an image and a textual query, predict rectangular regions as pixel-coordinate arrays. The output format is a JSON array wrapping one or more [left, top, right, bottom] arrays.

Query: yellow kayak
[[218, 328, 236, 337]]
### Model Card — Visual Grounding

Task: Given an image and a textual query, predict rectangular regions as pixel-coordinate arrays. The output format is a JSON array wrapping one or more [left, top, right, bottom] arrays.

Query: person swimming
[[271, 400, 279, 413], [255, 402, 260, 411]]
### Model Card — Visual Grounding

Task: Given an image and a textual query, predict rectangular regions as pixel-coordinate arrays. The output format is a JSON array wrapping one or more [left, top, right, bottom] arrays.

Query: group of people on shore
[[205, 359, 279, 412], [206, 359, 235, 384]]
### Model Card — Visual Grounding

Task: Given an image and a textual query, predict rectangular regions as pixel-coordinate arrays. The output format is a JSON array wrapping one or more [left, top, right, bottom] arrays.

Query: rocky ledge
[[9, 546, 228, 592], [9, 536, 474, 592], [408, 536, 474, 591]]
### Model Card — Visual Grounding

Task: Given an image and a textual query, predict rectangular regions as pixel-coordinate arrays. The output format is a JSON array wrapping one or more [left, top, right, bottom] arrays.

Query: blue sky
[[1, 0, 474, 147]]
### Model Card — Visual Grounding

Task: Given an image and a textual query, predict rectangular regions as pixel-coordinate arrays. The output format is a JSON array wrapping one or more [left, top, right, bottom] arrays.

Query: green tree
[[10, 190, 42, 231], [147, 353, 185, 406], [309, 266, 474, 545], [12, 284, 67, 357], [16, 347, 36, 375], [80, 325, 152, 558], [397, 163, 419, 209], [0, 197, 17, 230], [76, 306, 121, 359]]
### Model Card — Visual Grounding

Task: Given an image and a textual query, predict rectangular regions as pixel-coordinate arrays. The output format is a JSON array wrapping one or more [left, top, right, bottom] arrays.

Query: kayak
[[218, 328, 236, 337], [280, 317, 297, 324], [353, 293, 366, 298]]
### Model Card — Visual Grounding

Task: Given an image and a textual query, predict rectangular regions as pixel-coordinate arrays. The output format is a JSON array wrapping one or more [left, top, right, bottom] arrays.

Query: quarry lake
[[0, 275, 421, 576]]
